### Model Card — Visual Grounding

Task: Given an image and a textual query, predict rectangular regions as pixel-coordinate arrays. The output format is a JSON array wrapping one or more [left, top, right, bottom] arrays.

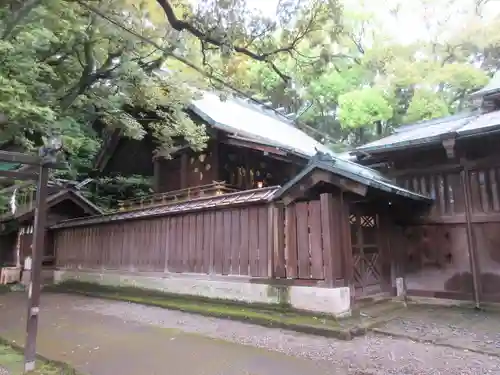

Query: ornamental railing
[[117, 181, 238, 211]]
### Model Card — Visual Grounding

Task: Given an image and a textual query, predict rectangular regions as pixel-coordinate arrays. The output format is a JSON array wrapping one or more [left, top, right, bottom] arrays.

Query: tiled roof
[[190, 91, 332, 158], [50, 186, 279, 229], [273, 153, 432, 203], [356, 110, 500, 153], [1, 189, 103, 223]]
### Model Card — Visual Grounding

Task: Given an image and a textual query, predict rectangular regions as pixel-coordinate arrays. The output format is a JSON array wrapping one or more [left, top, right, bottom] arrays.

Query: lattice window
[[360, 216, 376, 228], [349, 214, 356, 225]]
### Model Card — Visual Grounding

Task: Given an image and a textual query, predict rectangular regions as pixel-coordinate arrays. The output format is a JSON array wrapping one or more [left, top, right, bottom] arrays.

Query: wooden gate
[[350, 210, 383, 297]]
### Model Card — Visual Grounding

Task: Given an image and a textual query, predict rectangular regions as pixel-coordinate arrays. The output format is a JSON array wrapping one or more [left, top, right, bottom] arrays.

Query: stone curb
[[50, 289, 364, 341]]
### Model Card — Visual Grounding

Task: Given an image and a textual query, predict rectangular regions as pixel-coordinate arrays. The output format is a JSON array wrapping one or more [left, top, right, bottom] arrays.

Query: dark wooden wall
[[155, 140, 301, 194], [53, 193, 358, 288], [55, 204, 272, 277], [378, 137, 500, 302]]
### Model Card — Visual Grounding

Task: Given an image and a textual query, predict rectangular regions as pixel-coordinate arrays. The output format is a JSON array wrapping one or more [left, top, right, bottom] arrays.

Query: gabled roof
[[94, 91, 332, 172], [273, 152, 432, 203], [356, 72, 500, 155], [1, 189, 103, 223], [355, 110, 500, 154], [189, 91, 332, 157], [51, 186, 278, 229]]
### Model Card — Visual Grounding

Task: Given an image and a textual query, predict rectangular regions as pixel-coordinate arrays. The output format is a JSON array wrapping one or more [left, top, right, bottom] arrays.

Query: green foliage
[[338, 88, 393, 129], [87, 175, 154, 211], [404, 89, 450, 124], [0, 0, 498, 209]]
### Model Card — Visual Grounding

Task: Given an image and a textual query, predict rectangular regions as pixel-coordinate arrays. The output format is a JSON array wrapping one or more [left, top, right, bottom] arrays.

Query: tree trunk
[[376, 121, 382, 137]]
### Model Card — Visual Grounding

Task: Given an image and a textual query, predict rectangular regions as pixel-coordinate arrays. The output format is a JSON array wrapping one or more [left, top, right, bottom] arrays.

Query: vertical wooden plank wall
[[54, 195, 348, 286], [54, 204, 271, 277], [280, 194, 345, 282]]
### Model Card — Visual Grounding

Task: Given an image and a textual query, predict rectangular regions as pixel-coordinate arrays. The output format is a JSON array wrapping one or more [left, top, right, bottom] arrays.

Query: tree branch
[[2, 0, 42, 39], [154, 0, 320, 82]]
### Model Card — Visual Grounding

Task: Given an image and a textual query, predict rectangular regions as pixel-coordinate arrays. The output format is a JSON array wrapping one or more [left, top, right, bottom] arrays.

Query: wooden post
[[268, 203, 285, 278], [320, 193, 337, 286], [462, 167, 481, 308], [24, 164, 49, 373], [340, 192, 354, 296]]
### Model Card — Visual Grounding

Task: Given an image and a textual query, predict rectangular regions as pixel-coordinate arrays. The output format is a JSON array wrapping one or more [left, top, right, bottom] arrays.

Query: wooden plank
[[340, 194, 353, 287], [479, 170, 490, 212], [170, 217, 180, 272], [469, 170, 482, 213], [429, 175, 438, 216], [230, 209, 240, 275], [207, 211, 215, 274], [141, 221, 151, 271], [202, 212, 212, 274], [437, 174, 446, 215], [295, 202, 311, 279], [195, 214, 204, 273], [188, 214, 196, 272], [285, 205, 298, 278], [222, 210, 232, 275], [491, 169, 500, 212], [258, 206, 270, 277], [164, 219, 171, 272], [249, 207, 259, 276], [309, 201, 324, 279], [214, 211, 224, 274], [271, 204, 285, 278], [181, 215, 190, 272], [239, 208, 250, 276]]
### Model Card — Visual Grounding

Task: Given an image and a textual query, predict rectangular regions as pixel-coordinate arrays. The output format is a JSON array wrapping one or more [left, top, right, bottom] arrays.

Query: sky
[[192, 0, 500, 45]]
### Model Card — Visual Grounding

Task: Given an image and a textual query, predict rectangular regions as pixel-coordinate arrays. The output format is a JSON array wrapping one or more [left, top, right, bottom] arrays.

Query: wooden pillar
[[320, 193, 340, 286], [269, 202, 285, 278], [340, 192, 354, 293], [319, 192, 352, 288], [244, 148, 251, 189], [462, 166, 481, 308]]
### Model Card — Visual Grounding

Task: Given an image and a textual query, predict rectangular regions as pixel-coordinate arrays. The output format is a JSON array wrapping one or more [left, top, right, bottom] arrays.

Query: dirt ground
[[0, 292, 499, 375]]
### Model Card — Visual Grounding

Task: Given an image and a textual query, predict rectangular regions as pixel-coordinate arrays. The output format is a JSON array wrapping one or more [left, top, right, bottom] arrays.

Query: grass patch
[[0, 338, 79, 375], [48, 281, 360, 340], [0, 285, 10, 295]]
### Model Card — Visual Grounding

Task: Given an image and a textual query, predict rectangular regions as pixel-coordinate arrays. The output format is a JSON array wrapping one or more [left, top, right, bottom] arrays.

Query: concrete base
[[54, 269, 351, 318]]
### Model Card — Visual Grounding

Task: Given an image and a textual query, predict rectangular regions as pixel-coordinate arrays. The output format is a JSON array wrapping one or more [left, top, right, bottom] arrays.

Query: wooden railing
[[117, 181, 239, 211]]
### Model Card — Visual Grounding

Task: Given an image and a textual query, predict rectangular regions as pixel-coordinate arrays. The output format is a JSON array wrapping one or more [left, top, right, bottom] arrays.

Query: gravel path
[[74, 297, 500, 375], [0, 367, 9, 375]]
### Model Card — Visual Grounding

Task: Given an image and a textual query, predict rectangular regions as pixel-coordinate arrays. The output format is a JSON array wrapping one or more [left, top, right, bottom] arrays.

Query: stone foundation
[[53, 269, 351, 317]]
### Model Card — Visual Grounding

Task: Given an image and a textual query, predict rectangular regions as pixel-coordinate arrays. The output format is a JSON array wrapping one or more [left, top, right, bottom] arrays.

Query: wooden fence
[[394, 164, 500, 302], [54, 194, 347, 284]]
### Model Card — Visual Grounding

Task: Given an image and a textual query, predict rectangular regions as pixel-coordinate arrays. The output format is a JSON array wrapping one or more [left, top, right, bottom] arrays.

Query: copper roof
[[51, 186, 279, 229]]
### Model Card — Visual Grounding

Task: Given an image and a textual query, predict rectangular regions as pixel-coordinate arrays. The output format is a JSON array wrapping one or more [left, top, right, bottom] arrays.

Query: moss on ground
[[48, 281, 361, 339], [0, 285, 10, 294], [0, 340, 79, 375]]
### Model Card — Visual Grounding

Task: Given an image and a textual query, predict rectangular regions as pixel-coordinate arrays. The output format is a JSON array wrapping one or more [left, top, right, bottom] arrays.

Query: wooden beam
[[223, 137, 287, 156], [0, 170, 38, 180], [312, 170, 368, 197], [0, 151, 41, 165]]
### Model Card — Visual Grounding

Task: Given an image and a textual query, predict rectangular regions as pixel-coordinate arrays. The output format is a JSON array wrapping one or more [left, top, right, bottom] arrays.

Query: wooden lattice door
[[350, 211, 382, 296]]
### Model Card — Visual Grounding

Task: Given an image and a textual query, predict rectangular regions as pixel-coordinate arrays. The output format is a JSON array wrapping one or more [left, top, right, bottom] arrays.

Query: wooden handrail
[[117, 181, 239, 211]]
